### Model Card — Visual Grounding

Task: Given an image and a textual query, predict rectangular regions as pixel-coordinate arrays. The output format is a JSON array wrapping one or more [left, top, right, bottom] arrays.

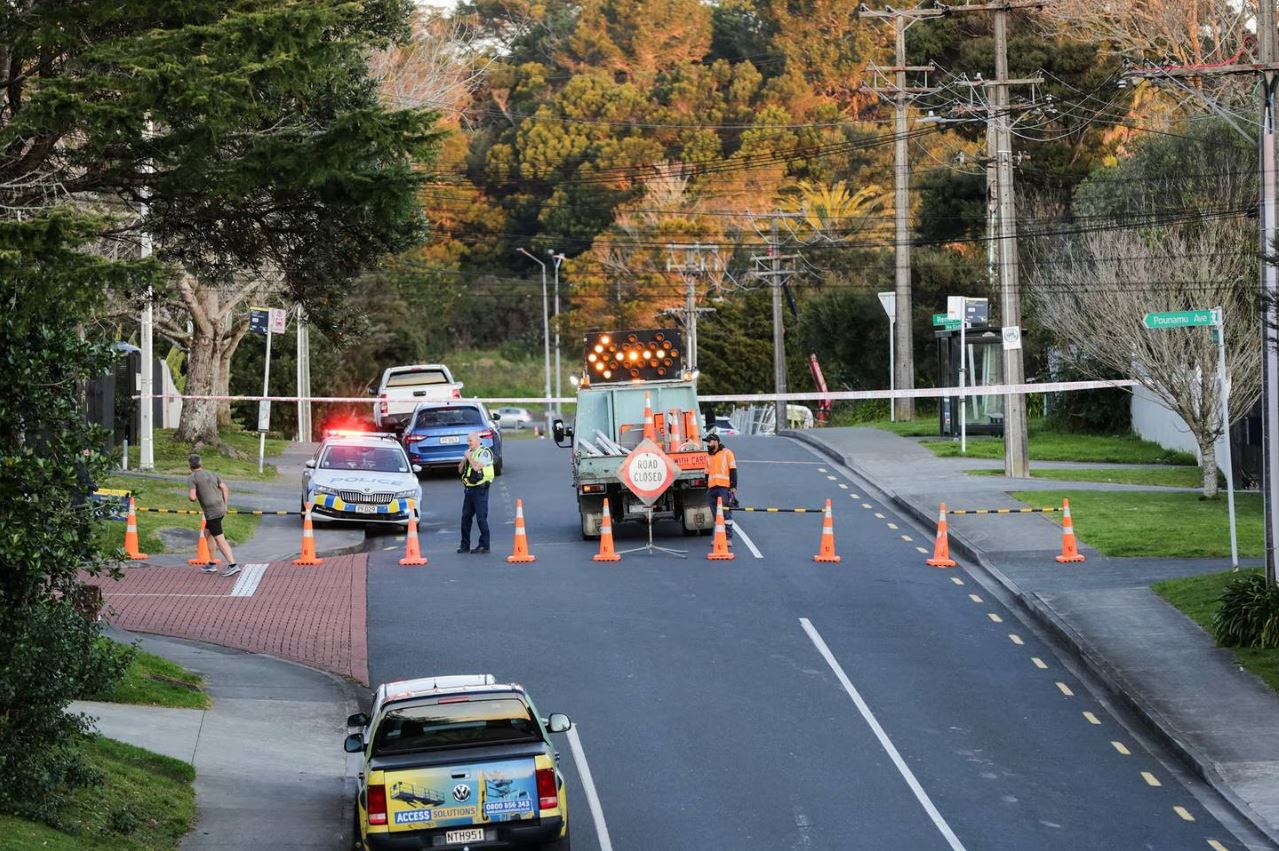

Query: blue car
[[402, 402, 504, 476]]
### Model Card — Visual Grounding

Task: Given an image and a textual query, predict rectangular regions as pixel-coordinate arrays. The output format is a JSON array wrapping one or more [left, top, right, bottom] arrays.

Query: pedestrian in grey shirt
[[187, 454, 239, 576]]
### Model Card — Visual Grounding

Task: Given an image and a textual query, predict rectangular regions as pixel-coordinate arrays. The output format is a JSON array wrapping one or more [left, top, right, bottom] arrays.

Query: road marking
[[1142, 771, 1162, 787], [968, 594, 983, 603], [826, 475, 838, 481], [1056, 682, 1074, 697], [566, 726, 613, 851], [382, 545, 396, 551], [1208, 840, 1229, 850], [886, 522, 898, 529], [1009, 634, 1023, 645], [733, 522, 764, 559], [839, 483, 849, 489], [1082, 711, 1101, 725], [229, 563, 268, 597], [987, 613, 1003, 623], [1031, 657, 1048, 669], [861, 503, 873, 509], [901, 534, 913, 542], [850, 493, 862, 499], [918, 546, 931, 555], [874, 512, 885, 519], [951, 577, 964, 585], [739, 460, 823, 465], [817, 467, 828, 473], [800, 619, 967, 851], [1111, 741, 1131, 756], [1173, 806, 1195, 822]]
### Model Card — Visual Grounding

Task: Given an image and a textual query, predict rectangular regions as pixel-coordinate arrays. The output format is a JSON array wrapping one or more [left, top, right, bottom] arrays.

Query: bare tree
[[370, 10, 492, 121], [1027, 219, 1259, 497], [1041, 0, 1253, 69]]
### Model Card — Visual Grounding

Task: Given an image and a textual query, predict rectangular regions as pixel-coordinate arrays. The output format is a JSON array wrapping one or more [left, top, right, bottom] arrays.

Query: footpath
[[789, 426, 1279, 848]]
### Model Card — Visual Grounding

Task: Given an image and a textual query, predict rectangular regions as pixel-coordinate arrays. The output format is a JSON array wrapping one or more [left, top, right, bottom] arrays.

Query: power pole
[[295, 304, 312, 442], [748, 215, 804, 431], [139, 241, 154, 471], [550, 251, 565, 414], [664, 243, 718, 369]]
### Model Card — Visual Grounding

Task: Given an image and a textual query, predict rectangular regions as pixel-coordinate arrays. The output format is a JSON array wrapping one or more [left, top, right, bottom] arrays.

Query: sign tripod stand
[[616, 437, 686, 558], [616, 504, 686, 558]]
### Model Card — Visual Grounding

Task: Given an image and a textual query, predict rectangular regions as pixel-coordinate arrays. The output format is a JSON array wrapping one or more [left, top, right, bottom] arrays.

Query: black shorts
[[205, 515, 225, 537]]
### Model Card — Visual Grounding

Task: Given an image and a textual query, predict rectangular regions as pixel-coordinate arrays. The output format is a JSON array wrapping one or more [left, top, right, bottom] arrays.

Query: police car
[[301, 431, 423, 527]]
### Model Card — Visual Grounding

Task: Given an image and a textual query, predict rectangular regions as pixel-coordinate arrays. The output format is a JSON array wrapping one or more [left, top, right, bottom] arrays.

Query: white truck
[[371, 364, 465, 431]]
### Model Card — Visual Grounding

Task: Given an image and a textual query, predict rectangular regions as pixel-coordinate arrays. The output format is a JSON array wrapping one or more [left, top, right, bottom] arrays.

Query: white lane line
[[566, 726, 613, 851], [229, 563, 268, 597], [817, 467, 828, 473], [838, 483, 849, 490], [800, 618, 967, 851], [738, 460, 823, 465], [826, 475, 838, 481], [733, 521, 764, 559]]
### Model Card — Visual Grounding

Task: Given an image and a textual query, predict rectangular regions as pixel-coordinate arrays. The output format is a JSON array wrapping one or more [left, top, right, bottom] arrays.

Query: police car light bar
[[584, 329, 684, 383], [323, 429, 400, 440]]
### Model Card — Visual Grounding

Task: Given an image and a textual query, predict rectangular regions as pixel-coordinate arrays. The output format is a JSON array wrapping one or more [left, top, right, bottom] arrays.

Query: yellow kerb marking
[[1111, 741, 1131, 755], [1009, 634, 1024, 645], [987, 612, 1003, 623], [1082, 711, 1101, 725], [1142, 772, 1161, 787], [1173, 806, 1195, 822], [1032, 657, 1048, 669], [1056, 682, 1074, 697], [968, 594, 983, 603]]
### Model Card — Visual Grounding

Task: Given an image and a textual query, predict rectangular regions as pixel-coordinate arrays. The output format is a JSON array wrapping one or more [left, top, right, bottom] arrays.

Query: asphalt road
[[366, 435, 1250, 850]]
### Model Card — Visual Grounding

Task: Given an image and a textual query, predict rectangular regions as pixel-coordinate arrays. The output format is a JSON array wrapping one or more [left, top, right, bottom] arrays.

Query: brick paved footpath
[[97, 555, 369, 686]]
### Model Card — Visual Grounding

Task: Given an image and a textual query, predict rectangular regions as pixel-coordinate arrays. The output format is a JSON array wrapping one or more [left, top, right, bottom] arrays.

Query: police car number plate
[[355, 505, 378, 514], [439, 436, 461, 444], [444, 828, 485, 843]]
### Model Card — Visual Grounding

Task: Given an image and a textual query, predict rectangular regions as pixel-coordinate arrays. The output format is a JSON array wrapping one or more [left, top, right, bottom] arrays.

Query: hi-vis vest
[[706, 447, 736, 489], [462, 447, 495, 487]]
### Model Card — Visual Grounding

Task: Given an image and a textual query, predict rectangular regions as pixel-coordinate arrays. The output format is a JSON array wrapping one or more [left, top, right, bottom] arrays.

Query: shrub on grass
[[1214, 573, 1279, 648]]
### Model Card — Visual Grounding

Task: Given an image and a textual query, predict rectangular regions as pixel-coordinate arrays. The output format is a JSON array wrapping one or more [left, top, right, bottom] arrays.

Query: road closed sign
[[618, 438, 680, 505]]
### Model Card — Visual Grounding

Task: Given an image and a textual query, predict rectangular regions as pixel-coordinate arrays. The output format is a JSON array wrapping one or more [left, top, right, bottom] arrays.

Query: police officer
[[705, 430, 737, 543], [458, 431, 495, 554]]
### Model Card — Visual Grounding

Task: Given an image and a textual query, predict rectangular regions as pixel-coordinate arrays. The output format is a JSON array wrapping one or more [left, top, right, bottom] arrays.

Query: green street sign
[[1143, 310, 1215, 329], [931, 313, 952, 326], [938, 318, 962, 331]]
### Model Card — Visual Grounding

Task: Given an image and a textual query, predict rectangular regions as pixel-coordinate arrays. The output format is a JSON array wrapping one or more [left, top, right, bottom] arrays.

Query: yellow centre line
[[1008, 634, 1023, 645], [1142, 771, 1161, 787], [1111, 741, 1131, 755], [1056, 682, 1074, 697], [1082, 711, 1101, 725], [1173, 806, 1195, 822], [987, 612, 1003, 623], [1031, 657, 1048, 669]]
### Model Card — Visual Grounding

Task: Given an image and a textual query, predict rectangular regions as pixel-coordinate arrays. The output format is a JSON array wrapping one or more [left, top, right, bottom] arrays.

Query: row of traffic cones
[[924, 499, 1085, 567]]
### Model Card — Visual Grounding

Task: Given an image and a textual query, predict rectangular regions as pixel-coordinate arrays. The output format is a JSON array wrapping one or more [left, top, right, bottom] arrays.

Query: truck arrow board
[[1143, 310, 1215, 329], [618, 439, 680, 506]]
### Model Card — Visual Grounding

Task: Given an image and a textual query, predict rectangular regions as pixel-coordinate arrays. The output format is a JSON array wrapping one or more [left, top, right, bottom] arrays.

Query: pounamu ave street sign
[[1142, 310, 1215, 329]]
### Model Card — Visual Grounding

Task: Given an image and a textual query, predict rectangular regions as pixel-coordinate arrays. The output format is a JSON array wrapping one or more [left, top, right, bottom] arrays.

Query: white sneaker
[[221, 564, 241, 577], [200, 565, 218, 574]]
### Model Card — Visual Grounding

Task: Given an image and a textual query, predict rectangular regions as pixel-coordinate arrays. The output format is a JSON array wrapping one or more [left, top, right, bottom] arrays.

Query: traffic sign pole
[[1216, 306, 1239, 568]]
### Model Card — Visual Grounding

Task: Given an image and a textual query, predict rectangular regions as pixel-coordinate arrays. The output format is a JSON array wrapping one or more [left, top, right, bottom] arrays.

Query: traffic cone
[[707, 497, 735, 561], [667, 409, 682, 453], [642, 392, 656, 441], [1055, 498, 1086, 564], [293, 504, 323, 566], [188, 516, 222, 566], [123, 496, 148, 561], [593, 500, 621, 562], [507, 499, 536, 563], [399, 505, 428, 566], [813, 498, 842, 563], [925, 502, 957, 568]]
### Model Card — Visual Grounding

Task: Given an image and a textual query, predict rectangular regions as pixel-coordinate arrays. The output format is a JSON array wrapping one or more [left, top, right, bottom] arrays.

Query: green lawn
[[88, 645, 210, 710], [1010, 489, 1260, 558], [0, 737, 195, 850], [854, 418, 941, 437], [1154, 569, 1279, 694], [125, 427, 288, 479], [970, 466, 1209, 489], [926, 431, 1198, 465], [95, 475, 258, 556]]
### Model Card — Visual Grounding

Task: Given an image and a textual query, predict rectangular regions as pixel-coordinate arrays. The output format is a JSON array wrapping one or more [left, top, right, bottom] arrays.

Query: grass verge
[[850, 418, 940, 437], [0, 737, 195, 850], [1153, 569, 1279, 694], [94, 475, 258, 556], [88, 644, 210, 710], [124, 427, 287, 479], [1009, 489, 1260, 558], [925, 431, 1197, 465], [969, 466, 1209, 489]]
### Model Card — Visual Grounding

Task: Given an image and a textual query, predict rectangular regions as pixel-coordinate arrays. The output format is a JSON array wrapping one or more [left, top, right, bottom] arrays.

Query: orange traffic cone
[[399, 505, 428, 566], [813, 498, 842, 563], [707, 497, 735, 561], [667, 409, 682, 453], [188, 516, 221, 566], [293, 504, 323, 566], [507, 499, 536, 563], [593, 500, 621, 562], [925, 502, 957, 568], [1055, 498, 1086, 564], [123, 496, 148, 561], [642, 391, 656, 441]]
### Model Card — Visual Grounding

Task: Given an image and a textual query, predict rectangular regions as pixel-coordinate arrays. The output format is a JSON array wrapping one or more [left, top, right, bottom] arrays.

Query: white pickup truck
[[372, 364, 465, 431]]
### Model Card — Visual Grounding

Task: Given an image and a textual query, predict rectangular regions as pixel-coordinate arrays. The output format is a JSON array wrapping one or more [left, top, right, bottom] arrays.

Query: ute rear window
[[373, 698, 540, 755], [414, 406, 484, 429], [385, 369, 450, 388]]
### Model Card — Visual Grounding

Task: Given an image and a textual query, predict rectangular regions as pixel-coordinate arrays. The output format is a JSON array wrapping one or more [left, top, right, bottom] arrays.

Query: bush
[[1045, 359, 1132, 434], [1214, 573, 1279, 648]]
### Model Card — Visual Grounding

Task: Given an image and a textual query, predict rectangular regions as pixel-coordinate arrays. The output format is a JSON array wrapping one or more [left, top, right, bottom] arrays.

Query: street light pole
[[517, 248, 552, 435], [550, 250, 565, 415]]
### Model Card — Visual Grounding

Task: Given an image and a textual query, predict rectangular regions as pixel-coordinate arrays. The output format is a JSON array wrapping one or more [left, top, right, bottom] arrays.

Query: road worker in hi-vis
[[705, 431, 737, 545]]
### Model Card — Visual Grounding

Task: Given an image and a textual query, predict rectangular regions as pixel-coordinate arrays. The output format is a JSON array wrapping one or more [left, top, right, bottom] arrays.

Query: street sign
[[1142, 309, 1215, 329], [965, 298, 989, 325], [931, 313, 951, 327], [1002, 325, 1022, 350], [249, 306, 288, 335], [937, 319, 962, 331], [877, 292, 896, 320], [617, 439, 680, 506]]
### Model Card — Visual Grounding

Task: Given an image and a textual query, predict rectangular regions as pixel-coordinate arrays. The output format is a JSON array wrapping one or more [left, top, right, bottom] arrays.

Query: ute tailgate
[[382, 756, 540, 832]]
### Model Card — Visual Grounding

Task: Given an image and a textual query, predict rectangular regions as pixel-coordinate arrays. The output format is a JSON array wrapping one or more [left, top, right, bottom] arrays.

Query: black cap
[[706, 432, 721, 442]]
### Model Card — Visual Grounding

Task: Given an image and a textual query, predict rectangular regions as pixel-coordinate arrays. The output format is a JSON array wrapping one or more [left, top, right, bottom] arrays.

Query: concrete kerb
[[782, 429, 1279, 848]]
